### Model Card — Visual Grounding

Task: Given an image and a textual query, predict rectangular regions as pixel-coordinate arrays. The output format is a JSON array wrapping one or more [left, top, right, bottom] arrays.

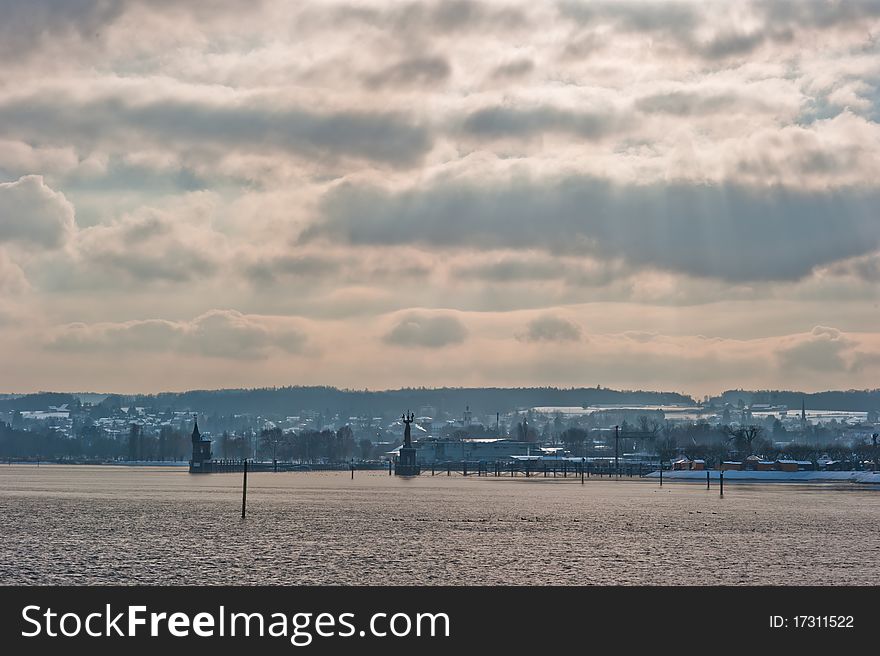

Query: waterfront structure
[[189, 416, 213, 472], [395, 411, 421, 476], [399, 437, 537, 464]]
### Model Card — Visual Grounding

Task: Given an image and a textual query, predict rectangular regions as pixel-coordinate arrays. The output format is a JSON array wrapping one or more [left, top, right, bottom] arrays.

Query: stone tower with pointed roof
[[190, 415, 213, 471]]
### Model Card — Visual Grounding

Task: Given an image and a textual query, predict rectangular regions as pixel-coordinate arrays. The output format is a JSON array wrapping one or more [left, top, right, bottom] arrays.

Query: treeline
[[555, 421, 879, 468], [717, 388, 880, 411], [217, 426, 379, 463], [0, 422, 191, 461], [100, 386, 695, 417]]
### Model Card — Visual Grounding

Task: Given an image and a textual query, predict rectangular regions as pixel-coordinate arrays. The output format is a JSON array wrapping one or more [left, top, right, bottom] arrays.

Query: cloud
[[0, 175, 75, 248], [3, 0, 880, 394], [245, 254, 342, 284], [0, 0, 125, 59], [490, 58, 535, 80], [516, 314, 582, 342], [454, 256, 570, 283], [558, 1, 880, 61], [383, 313, 468, 348], [775, 325, 855, 373], [324, 1, 527, 35], [0, 249, 29, 293], [32, 197, 227, 291], [826, 252, 880, 282], [635, 90, 767, 116], [461, 105, 621, 140], [557, 1, 700, 37], [0, 90, 433, 169], [363, 55, 451, 89], [48, 309, 307, 359], [309, 176, 880, 283]]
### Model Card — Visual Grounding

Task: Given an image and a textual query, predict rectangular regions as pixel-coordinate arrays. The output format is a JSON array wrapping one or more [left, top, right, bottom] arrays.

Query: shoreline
[[645, 470, 880, 484]]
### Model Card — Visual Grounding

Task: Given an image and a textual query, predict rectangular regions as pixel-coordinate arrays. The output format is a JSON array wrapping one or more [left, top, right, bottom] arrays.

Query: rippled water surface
[[2, 465, 878, 585]]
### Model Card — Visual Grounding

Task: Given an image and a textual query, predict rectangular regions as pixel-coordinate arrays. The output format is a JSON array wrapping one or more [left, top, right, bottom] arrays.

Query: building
[[189, 417, 213, 472], [404, 437, 537, 464]]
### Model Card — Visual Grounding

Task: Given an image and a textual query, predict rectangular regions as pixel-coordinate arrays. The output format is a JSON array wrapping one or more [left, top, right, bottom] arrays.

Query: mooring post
[[720, 469, 724, 497], [659, 463, 663, 487], [241, 459, 248, 519], [707, 469, 710, 489]]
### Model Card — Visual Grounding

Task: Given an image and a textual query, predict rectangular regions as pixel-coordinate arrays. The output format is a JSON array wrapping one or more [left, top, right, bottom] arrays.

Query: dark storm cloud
[[307, 176, 880, 283], [516, 315, 583, 343], [363, 55, 451, 89], [461, 106, 620, 140], [0, 93, 432, 168], [383, 313, 468, 348]]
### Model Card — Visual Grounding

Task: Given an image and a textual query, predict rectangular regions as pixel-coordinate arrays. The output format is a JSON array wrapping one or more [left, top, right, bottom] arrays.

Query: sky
[[1, 0, 879, 398]]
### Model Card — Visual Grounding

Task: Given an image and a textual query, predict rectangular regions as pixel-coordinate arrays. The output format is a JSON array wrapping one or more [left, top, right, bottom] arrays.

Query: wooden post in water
[[241, 459, 248, 519]]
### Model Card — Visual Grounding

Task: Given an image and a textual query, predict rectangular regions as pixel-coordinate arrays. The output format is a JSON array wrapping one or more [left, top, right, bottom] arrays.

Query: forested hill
[[4, 388, 880, 417], [104, 386, 694, 417], [718, 389, 880, 412]]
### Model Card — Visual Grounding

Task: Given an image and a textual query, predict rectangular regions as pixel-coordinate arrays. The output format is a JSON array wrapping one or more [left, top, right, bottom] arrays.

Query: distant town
[[1, 386, 878, 473]]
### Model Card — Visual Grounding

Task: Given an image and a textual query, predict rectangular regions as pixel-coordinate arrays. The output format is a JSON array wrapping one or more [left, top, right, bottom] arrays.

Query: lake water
[[1, 465, 878, 585]]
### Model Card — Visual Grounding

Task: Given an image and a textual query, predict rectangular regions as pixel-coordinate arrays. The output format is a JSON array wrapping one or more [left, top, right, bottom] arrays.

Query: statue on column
[[402, 411, 414, 448]]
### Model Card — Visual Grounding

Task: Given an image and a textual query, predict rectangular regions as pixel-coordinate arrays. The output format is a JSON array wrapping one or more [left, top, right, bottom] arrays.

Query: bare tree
[[724, 425, 763, 456]]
